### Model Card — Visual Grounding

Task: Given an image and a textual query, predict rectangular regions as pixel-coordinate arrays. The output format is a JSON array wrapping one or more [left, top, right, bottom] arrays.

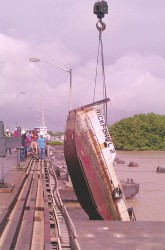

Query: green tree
[[47, 131, 64, 136], [108, 113, 165, 150]]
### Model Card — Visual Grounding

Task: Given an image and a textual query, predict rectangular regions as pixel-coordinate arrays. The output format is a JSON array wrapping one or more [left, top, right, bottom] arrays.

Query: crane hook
[[96, 19, 106, 32]]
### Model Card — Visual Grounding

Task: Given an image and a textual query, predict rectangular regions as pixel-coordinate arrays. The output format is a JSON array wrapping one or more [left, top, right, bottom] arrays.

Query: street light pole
[[29, 57, 73, 187], [34, 95, 46, 127], [20, 91, 45, 127], [28, 107, 43, 126], [29, 57, 72, 111]]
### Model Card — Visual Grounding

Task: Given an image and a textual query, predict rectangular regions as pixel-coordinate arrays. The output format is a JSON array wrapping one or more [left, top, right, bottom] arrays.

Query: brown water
[[114, 150, 165, 221]]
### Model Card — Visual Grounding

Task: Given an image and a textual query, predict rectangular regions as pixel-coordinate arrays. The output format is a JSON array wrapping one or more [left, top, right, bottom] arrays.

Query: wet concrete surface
[[60, 185, 165, 249], [67, 208, 165, 250]]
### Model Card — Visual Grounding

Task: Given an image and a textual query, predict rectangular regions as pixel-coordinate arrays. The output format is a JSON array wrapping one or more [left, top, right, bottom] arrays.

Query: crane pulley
[[93, 0, 108, 20]]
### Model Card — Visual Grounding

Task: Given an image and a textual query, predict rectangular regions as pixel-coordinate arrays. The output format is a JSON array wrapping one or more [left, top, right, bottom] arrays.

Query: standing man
[[20, 129, 28, 161], [13, 128, 18, 137], [30, 130, 38, 157], [5, 129, 12, 154], [37, 133, 45, 160], [26, 129, 31, 152]]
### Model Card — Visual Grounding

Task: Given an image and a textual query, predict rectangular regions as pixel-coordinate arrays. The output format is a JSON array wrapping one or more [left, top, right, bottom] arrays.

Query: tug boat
[[64, 99, 130, 221]]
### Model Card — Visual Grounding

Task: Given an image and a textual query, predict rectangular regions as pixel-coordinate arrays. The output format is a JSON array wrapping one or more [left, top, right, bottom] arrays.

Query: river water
[[114, 150, 165, 221]]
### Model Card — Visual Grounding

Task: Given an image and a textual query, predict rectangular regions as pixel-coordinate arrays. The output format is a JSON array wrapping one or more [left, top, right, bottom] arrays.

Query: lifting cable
[[93, 0, 108, 124]]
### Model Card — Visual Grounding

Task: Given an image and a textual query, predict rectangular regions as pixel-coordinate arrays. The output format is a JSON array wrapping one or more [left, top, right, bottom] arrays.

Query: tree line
[[108, 113, 165, 150], [47, 131, 63, 136]]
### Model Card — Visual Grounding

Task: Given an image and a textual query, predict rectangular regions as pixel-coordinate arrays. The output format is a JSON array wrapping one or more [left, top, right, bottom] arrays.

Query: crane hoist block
[[94, 1, 108, 19]]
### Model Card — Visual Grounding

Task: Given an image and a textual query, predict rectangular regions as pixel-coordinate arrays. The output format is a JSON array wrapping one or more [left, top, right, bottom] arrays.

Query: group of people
[[5, 128, 47, 161]]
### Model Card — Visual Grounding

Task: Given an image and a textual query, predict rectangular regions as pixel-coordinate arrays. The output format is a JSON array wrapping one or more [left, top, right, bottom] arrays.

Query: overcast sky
[[0, 0, 165, 132]]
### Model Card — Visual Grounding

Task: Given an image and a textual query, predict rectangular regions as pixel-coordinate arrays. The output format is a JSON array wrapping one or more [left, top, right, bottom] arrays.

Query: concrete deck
[[67, 206, 165, 250], [58, 178, 165, 249]]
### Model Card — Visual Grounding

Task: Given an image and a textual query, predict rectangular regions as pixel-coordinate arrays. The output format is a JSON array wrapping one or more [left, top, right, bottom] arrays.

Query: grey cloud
[[0, 1, 165, 131]]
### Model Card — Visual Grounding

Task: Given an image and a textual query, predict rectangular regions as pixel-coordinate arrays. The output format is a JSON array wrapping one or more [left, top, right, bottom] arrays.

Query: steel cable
[[93, 21, 108, 124]]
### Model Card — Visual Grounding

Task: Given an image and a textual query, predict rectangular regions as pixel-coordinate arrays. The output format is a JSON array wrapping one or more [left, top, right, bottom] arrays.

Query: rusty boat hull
[[64, 99, 130, 221]]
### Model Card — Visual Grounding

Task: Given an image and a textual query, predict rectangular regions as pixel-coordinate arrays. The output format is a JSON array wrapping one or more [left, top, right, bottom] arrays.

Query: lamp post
[[20, 91, 46, 127], [28, 107, 43, 126], [29, 58, 73, 187], [29, 57, 72, 111], [33, 95, 45, 127]]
